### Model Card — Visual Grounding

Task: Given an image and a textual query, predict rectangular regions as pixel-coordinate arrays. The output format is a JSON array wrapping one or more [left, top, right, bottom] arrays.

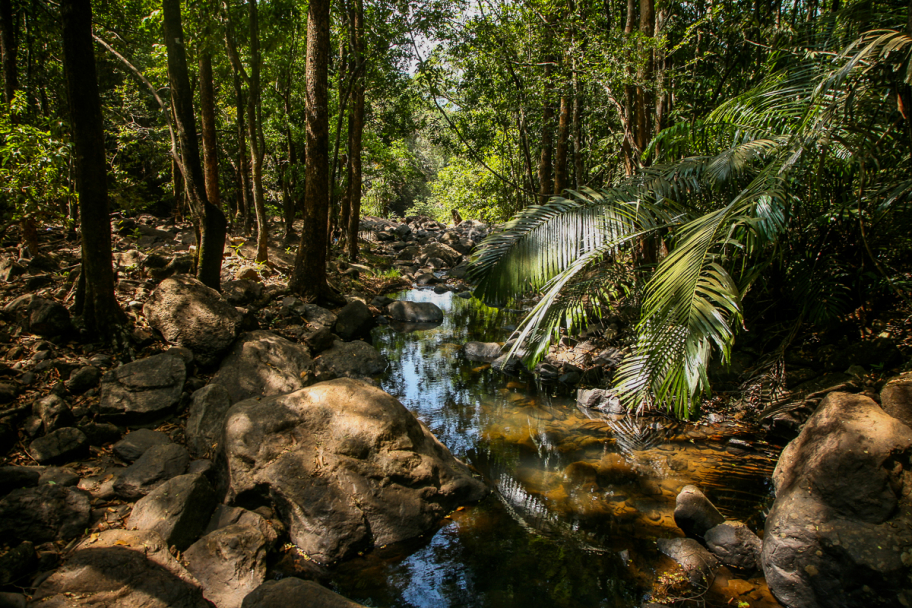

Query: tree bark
[[290, 0, 342, 303], [635, 0, 655, 158], [60, 0, 125, 337], [247, 0, 268, 263], [0, 0, 16, 106], [621, 0, 637, 175], [538, 60, 555, 204], [199, 51, 220, 212], [162, 0, 226, 289], [554, 92, 570, 195], [232, 66, 252, 235], [346, 0, 364, 261], [572, 68, 584, 189]]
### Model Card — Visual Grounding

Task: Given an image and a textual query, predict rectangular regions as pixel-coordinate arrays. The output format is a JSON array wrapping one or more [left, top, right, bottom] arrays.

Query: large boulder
[[223, 379, 487, 563], [386, 301, 444, 324], [0, 485, 90, 543], [211, 331, 313, 404], [30, 529, 210, 608], [761, 392, 912, 608], [3, 295, 72, 337], [144, 276, 243, 366], [127, 473, 218, 551], [332, 301, 376, 341], [420, 243, 462, 267], [183, 524, 269, 608], [241, 578, 366, 608], [97, 354, 186, 424], [881, 371, 912, 429], [704, 521, 762, 571], [313, 341, 388, 381]]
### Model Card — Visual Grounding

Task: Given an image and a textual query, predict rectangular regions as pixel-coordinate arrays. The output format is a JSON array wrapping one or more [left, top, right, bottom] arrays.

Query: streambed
[[328, 288, 780, 607]]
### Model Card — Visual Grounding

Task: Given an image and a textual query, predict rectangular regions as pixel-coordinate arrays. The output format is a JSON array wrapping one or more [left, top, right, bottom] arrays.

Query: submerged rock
[[462, 341, 502, 363], [223, 379, 487, 563], [386, 301, 444, 324], [761, 392, 912, 608]]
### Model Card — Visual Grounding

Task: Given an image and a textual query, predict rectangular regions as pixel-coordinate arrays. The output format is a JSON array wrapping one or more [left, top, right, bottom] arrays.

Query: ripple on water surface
[[327, 288, 778, 608]]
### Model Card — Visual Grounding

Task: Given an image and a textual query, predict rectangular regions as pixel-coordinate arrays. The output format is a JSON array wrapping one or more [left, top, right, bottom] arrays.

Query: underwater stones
[[761, 391, 912, 608], [222, 379, 487, 563], [97, 354, 186, 424], [657, 537, 719, 584], [386, 301, 444, 324], [144, 276, 243, 366], [210, 331, 312, 404], [673, 485, 725, 540]]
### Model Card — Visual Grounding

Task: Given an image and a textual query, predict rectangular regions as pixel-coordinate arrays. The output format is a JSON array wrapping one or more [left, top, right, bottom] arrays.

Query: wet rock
[[223, 379, 487, 563], [387, 301, 443, 324], [491, 353, 524, 374], [705, 521, 762, 571], [0, 541, 36, 586], [186, 384, 233, 458], [65, 365, 102, 394], [114, 443, 190, 500], [97, 354, 186, 424], [38, 466, 80, 488], [301, 326, 335, 353], [144, 276, 244, 366], [313, 340, 388, 381], [880, 371, 912, 429], [113, 429, 172, 462], [3, 295, 72, 337], [127, 473, 218, 551], [33, 394, 75, 434], [0, 466, 41, 498], [78, 421, 122, 446], [657, 537, 719, 584], [211, 331, 313, 405], [30, 529, 210, 608], [184, 524, 269, 608], [28, 427, 88, 464], [674, 485, 725, 540], [0, 485, 90, 543], [241, 578, 367, 608], [577, 388, 624, 414], [761, 392, 912, 608], [333, 301, 376, 341], [204, 505, 279, 548], [222, 279, 265, 306]]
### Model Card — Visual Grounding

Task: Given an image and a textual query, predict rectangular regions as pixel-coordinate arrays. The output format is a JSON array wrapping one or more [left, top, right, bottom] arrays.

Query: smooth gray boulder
[[241, 578, 366, 608], [210, 331, 313, 405], [97, 354, 186, 424], [387, 301, 444, 324], [30, 529, 209, 608], [127, 473, 218, 551], [313, 340, 387, 381], [114, 443, 190, 500], [184, 524, 269, 608], [186, 384, 233, 457], [144, 276, 243, 366], [761, 392, 912, 608], [223, 379, 487, 563]]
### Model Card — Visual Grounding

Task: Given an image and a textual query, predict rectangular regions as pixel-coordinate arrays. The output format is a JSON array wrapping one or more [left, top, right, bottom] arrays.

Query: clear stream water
[[326, 288, 778, 608]]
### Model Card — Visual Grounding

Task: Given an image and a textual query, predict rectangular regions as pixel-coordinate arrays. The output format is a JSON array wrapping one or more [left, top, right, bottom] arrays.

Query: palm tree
[[470, 10, 912, 418]]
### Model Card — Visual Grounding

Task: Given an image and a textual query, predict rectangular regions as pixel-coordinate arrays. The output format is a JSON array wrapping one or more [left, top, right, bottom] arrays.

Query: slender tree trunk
[[621, 0, 637, 175], [247, 0, 268, 263], [162, 0, 226, 289], [0, 0, 16, 107], [572, 69, 584, 189], [554, 92, 570, 195], [538, 60, 555, 204], [635, 0, 655, 158], [61, 0, 125, 337], [281, 84, 298, 240], [290, 0, 342, 302], [199, 51, 221, 212], [346, 0, 364, 261], [518, 110, 535, 201], [232, 68, 252, 235], [330, 27, 349, 243]]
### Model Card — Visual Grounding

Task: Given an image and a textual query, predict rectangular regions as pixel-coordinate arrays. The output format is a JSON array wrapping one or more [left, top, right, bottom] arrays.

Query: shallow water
[[328, 288, 778, 607]]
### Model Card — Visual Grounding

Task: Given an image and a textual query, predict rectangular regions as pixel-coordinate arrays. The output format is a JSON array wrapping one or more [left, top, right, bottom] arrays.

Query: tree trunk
[[290, 0, 342, 303], [554, 92, 570, 196], [538, 61, 555, 205], [346, 0, 364, 261], [61, 0, 125, 337], [621, 0, 637, 175], [281, 84, 298, 240], [199, 51, 220, 212], [247, 0, 268, 263], [572, 69, 584, 189], [162, 0, 226, 290], [0, 0, 16, 106], [635, 0, 655, 158], [232, 67, 252, 235]]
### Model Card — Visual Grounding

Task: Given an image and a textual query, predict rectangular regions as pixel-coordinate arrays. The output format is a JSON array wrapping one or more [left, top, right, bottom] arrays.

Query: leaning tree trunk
[[290, 0, 342, 303], [162, 0, 226, 289], [61, 0, 125, 337], [199, 51, 221, 213], [346, 0, 364, 261]]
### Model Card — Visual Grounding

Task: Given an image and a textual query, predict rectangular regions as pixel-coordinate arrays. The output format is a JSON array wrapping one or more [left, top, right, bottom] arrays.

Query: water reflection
[[328, 288, 776, 607]]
